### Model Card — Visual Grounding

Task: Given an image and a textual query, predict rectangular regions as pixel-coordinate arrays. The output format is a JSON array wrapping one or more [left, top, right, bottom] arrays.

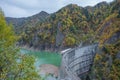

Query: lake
[[20, 49, 61, 80], [20, 49, 61, 68]]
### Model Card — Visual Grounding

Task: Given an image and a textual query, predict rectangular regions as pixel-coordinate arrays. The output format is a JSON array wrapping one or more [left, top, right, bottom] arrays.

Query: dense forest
[[0, 0, 120, 80], [6, 0, 120, 52], [0, 10, 42, 80], [89, 0, 120, 79], [5, 1, 112, 51]]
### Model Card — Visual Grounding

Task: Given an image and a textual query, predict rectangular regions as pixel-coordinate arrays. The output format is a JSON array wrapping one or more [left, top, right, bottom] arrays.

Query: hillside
[[89, 0, 120, 79], [6, 11, 49, 34], [4, 0, 120, 79], [5, 0, 119, 51]]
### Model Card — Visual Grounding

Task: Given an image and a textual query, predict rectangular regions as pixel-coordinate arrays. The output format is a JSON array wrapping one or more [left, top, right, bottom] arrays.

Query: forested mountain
[[5, 0, 120, 51], [89, 1, 120, 79], [3, 0, 120, 79], [6, 11, 49, 34]]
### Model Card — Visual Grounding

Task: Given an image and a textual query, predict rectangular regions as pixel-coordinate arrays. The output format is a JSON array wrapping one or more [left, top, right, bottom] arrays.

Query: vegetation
[[0, 10, 41, 80], [4, 0, 120, 80], [90, 41, 120, 80], [89, 0, 120, 80], [7, 2, 110, 49]]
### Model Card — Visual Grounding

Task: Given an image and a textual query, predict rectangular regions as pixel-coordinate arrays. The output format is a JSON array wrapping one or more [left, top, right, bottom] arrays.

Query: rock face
[[106, 31, 120, 44], [39, 64, 59, 77], [116, 51, 120, 59], [56, 22, 65, 50]]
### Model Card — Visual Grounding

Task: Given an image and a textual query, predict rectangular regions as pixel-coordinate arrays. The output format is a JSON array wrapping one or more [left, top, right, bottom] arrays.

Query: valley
[[0, 0, 120, 80]]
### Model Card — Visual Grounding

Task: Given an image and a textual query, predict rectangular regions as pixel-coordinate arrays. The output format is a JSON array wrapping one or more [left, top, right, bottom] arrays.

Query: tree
[[89, 42, 120, 80], [0, 10, 41, 80], [64, 36, 76, 46]]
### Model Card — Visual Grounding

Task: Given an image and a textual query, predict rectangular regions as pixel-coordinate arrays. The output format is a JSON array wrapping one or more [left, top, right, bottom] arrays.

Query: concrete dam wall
[[59, 44, 98, 80]]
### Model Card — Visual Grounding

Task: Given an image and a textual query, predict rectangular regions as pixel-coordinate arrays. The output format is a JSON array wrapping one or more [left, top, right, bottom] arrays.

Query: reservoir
[[20, 49, 61, 80], [20, 49, 61, 67]]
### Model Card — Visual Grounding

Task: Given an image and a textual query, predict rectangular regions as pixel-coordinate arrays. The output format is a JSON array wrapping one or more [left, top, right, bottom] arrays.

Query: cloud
[[0, 3, 28, 17], [0, 0, 113, 18]]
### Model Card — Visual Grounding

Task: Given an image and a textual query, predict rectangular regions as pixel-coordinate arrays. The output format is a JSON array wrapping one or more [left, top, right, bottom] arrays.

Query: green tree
[[64, 36, 76, 46], [89, 41, 120, 80], [0, 10, 41, 80]]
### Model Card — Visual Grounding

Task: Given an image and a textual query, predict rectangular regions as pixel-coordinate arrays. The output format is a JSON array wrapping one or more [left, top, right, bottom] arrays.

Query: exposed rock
[[106, 31, 120, 44], [56, 22, 65, 51], [116, 51, 120, 59]]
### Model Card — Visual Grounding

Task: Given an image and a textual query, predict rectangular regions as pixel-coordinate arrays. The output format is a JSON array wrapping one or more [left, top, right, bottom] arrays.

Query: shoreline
[[19, 45, 59, 53]]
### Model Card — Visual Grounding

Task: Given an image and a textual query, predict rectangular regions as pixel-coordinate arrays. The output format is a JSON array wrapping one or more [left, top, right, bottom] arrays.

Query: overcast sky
[[0, 0, 113, 18]]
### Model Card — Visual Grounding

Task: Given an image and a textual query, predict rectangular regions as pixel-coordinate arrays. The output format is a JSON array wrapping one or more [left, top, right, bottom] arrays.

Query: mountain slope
[[6, 11, 49, 34], [89, 1, 120, 79], [4, 1, 120, 79], [5, 1, 119, 51]]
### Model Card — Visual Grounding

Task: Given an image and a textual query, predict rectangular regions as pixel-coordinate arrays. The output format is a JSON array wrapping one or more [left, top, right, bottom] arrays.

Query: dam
[[59, 44, 98, 80]]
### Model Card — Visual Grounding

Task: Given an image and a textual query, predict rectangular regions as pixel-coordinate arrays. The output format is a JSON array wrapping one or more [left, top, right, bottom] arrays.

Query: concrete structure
[[59, 44, 98, 80]]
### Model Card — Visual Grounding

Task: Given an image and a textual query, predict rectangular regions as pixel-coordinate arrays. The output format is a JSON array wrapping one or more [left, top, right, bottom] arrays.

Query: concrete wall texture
[[59, 44, 98, 80]]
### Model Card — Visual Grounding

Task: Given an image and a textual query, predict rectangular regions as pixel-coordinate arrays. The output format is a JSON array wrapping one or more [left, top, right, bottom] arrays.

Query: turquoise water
[[20, 49, 61, 67], [21, 49, 61, 80]]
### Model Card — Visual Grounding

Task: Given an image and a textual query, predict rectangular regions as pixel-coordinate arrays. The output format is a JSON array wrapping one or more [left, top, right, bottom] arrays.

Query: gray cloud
[[0, 0, 113, 18]]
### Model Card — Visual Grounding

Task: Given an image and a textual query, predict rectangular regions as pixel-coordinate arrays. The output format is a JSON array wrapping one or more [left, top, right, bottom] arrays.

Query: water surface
[[21, 49, 61, 67]]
